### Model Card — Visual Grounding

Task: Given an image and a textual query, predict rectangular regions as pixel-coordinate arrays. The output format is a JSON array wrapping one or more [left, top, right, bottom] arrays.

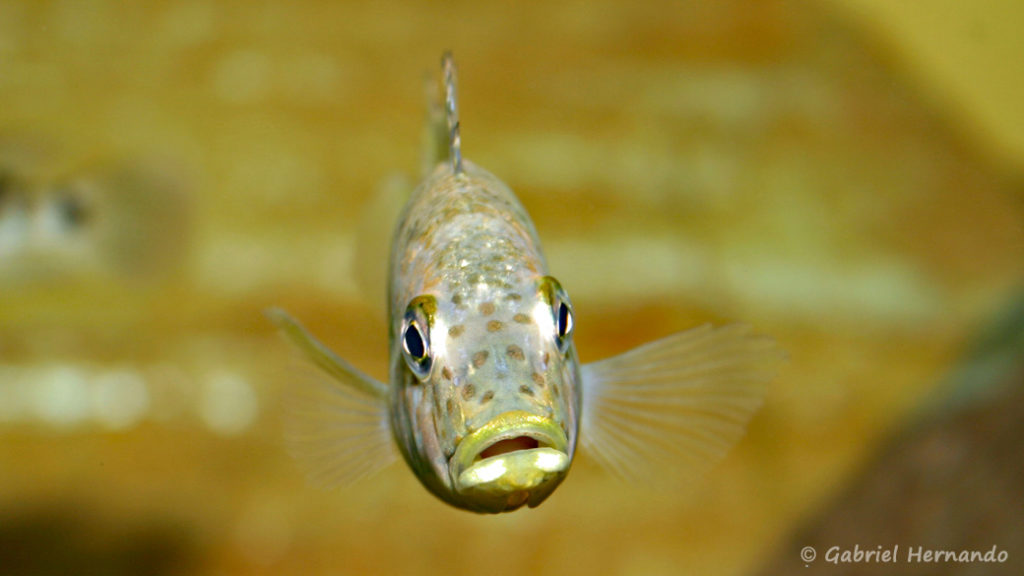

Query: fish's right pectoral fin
[[266, 307, 396, 486], [580, 323, 785, 486]]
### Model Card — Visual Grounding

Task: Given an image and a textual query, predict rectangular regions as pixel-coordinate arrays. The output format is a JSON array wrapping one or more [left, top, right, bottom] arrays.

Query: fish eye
[[401, 295, 436, 381], [0, 170, 29, 212], [554, 297, 574, 354], [403, 320, 427, 360], [556, 300, 573, 339], [53, 188, 91, 231], [539, 276, 574, 355]]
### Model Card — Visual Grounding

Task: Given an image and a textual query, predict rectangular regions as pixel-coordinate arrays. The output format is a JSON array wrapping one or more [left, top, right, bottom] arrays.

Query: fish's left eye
[[540, 276, 574, 355], [556, 300, 573, 339], [554, 297, 574, 354]]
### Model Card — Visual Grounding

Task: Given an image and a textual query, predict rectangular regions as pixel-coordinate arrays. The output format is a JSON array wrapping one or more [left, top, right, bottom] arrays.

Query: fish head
[[393, 275, 581, 513]]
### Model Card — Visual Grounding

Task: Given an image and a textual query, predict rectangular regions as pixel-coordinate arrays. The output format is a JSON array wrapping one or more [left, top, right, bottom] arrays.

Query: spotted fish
[[268, 53, 783, 514]]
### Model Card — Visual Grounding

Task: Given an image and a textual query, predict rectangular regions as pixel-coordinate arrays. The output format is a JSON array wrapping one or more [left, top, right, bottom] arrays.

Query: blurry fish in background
[[0, 136, 196, 433], [270, 54, 785, 514], [0, 135, 192, 288]]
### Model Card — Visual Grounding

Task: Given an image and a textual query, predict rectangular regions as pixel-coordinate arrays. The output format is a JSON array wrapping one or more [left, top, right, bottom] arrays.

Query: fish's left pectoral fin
[[266, 307, 396, 486], [580, 323, 784, 484]]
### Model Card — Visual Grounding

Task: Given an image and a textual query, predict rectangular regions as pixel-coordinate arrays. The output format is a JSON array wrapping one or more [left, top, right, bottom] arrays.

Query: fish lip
[[450, 410, 569, 497]]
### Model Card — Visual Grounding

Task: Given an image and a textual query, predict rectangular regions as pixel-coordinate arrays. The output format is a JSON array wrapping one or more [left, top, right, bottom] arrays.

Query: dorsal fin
[[421, 71, 446, 179], [441, 51, 463, 175]]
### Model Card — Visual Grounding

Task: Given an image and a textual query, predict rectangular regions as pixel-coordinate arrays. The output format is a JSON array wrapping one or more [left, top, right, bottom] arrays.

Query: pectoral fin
[[267, 308, 395, 485], [580, 323, 784, 484]]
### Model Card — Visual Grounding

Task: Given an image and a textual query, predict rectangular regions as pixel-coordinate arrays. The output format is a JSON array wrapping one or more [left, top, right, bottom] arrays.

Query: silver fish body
[[269, 54, 783, 514], [387, 160, 580, 511]]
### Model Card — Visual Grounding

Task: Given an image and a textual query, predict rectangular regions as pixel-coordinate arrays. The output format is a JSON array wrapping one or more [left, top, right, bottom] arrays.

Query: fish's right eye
[[401, 295, 437, 381], [403, 320, 427, 360], [401, 318, 432, 380]]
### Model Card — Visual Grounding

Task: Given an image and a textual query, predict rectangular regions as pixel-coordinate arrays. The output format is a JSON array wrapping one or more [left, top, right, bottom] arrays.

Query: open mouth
[[477, 436, 541, 461], [450, 411, 570, 511]]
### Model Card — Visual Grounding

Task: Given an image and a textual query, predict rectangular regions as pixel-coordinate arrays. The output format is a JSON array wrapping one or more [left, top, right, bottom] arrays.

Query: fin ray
[[267, 308, 387, 398], [580, 323, 783, 484], [441, 51, 462, 175], [267, 308, 396, 486], [421, 69, 447, 178]]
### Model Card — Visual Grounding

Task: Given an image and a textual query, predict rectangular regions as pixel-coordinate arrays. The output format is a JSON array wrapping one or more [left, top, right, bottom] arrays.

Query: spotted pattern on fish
[[506, 344, 525, 361]]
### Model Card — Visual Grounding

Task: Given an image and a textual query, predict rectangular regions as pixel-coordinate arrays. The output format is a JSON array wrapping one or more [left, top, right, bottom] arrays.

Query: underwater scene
[[1, 1, 1022, 575]]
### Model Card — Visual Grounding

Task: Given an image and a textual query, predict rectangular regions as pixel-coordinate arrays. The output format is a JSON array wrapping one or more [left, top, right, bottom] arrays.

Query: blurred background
[[1, 1, 1022, 575]]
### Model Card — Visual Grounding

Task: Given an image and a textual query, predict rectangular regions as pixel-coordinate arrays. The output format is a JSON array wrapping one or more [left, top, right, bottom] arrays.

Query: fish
[[268, 53, 784, 514], [0, 137, 190, 286]]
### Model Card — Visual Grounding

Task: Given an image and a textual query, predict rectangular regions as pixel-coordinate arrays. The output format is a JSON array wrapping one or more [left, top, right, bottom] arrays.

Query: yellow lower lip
[[451, 411, 569, 493], [457, 448, 569, 501]]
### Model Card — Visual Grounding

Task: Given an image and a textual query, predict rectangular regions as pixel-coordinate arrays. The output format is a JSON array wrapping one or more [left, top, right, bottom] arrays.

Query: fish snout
[[450, 410, 570, 512]]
